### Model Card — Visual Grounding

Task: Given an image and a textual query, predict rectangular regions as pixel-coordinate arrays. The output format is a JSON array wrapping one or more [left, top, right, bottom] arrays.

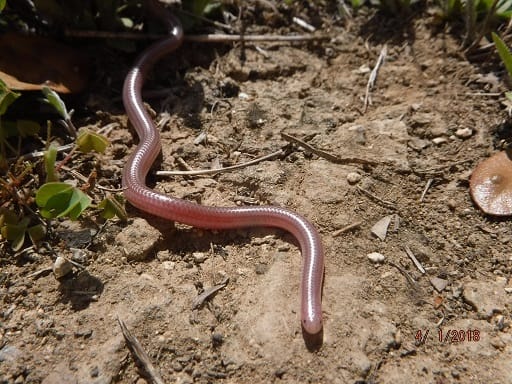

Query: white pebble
[[238, 92, 251, 101], [347, 172, 362, 184], [455, 127, 473, 139], [432, 137, 447, 145], [53, 256, 73, 279], [367, 252, 385, 263]]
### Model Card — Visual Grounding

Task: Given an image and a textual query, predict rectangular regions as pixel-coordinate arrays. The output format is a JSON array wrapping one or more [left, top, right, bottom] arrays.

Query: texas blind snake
[[121, 0, 324, 335]]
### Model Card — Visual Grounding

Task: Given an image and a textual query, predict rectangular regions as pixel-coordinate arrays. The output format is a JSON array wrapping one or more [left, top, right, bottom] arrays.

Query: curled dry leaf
[[470, 150, 512, 216]]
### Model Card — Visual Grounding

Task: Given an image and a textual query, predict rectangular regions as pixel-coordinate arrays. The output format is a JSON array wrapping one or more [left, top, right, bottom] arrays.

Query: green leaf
[[42, 86, 69, 120], [0, 78, 21, 116], [98, 195, 127, 221], [0, 0, 6, 13], [204, 2, 221, 15], [0, 208, 18, 227], [36, 182, 92, 220], [1, 120, 40, 138], [120, 17, 134, 28], [496, 0, 512, 17], [28, 224, 46, 244], [44, 144, 59, 182], [76, 129, 109, 153], [492, 32, 512, 79], [2, 217, 29, 251]]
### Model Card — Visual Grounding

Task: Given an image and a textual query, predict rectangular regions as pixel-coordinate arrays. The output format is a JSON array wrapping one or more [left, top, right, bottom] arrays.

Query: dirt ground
[[2, 3, 512, 384]]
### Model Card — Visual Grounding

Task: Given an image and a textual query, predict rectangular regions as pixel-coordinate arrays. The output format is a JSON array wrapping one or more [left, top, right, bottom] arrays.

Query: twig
[[419, 178, 434, 202], [356, 186, 396, 209], [292, 17, 316, 32], [27, 267, 53, 279], [177, 8, 234, 32], [192, 277, 229, 309], [463, 92, 502, 97], [332, 221, 362, 237], [7, 143, 74, 162], [59, 165, 123, 192], [337, 0, 353, 19], [412, 159, 473, 175], [387, 261, 418, 288], [404, 245, 426, 274], [435, 312, 446, 327], [280, 133, 381, 166], [363, 45, 387, 113], [175, 157, 193, 171], [65, 29, 328, 43], [157, 149, 285, 177], [186, 33, 328, 43], [117, 316, 165, 384]]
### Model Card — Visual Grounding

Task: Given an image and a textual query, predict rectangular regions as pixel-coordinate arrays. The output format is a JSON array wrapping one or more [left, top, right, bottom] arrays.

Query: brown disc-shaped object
[[470, 150, 512, 216], [0, 33, 90, 93]]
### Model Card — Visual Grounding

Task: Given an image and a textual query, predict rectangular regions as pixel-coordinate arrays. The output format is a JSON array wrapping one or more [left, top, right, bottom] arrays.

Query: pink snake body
[[122, 3, 324, 335]]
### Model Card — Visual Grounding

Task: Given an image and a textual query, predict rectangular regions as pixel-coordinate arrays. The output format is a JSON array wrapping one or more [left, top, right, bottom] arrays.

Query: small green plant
[[35, 182, 92, 220], [436, 0, 512, 48], [0, 208, 46, 251], [98, 195, 128, 221], [491, 32, 512, 102], [350, 0, 421, 14], [0, 83, 127, 252], [0, 81, 42, 170], [492, 32, 512, 75]]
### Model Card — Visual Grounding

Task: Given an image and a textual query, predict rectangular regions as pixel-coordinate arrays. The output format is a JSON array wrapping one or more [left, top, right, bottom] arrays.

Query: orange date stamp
[[415, 329, 481, 344]]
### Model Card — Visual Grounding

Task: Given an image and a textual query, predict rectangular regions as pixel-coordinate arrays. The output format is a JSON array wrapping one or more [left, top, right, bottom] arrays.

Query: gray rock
[[430, 277, 448, 292], [463, 279, 508, 318], [115, 218, 162, 261]]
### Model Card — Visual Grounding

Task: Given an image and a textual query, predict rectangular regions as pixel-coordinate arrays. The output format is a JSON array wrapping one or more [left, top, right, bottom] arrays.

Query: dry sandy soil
[[1, 3, 512, 384]]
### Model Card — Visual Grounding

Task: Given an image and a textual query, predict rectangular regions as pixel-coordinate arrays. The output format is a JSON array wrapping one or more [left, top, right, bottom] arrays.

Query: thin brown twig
[[404, 245, 426, 274], [356, 186, 396, 210], [192, 277, 229, 309], [280, 133, 382, 166], [59, 165, 123, 192], [157, 148, 286, 177], [332, 221, 363, 237], [412, 159, 473, 175], [117, 316, 165, 384], [419, 178, 434, 202], [387, 261, 418, 288]]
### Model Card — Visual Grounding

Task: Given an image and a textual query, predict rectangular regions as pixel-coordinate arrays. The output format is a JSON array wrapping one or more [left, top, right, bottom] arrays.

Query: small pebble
[[432, 137, 448, 145], [238, 92, 251, 101], [346, 172, 362, 185], [446, 199, 457, 211], [255, 263, 268, 275], [455, 127, 473, 139], [430, 277, 449, 292], [192, 252, 207, 264], [53, 257, 73, 279], [367, 252, 385, 263], [161, 261, 175, 270], [212, 332, 224, 347]]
